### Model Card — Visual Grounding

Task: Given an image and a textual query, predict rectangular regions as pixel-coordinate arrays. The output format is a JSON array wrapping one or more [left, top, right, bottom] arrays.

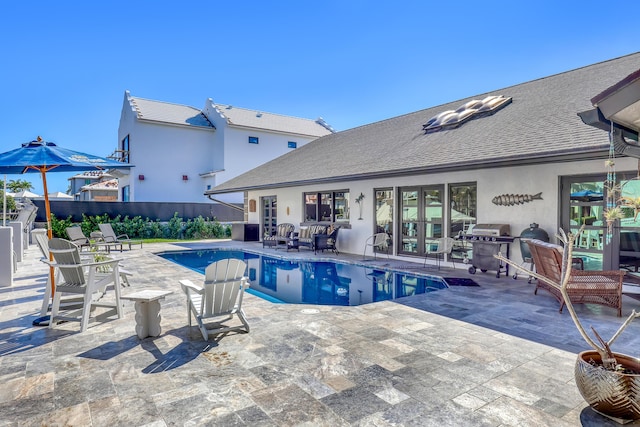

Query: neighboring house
[[79, 179, 118, 201], [116, 91, 334, 204], [68, 171, 115, 201], [207, 52, 640, 273]]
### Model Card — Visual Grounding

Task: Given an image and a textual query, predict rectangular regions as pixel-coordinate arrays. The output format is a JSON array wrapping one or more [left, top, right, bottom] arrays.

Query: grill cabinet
[[463, 224, 514, 278]]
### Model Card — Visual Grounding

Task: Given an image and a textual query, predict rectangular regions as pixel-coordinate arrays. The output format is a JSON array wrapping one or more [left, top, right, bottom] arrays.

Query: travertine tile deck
[[1, 240, 639, 426]]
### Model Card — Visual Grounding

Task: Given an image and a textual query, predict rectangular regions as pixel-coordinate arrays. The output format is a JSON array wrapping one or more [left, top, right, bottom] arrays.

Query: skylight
[[423, 95, 512, 133]]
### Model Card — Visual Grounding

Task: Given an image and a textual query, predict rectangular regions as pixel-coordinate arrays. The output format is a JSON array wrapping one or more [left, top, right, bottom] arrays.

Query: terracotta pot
[[575, 350, 640, 422]]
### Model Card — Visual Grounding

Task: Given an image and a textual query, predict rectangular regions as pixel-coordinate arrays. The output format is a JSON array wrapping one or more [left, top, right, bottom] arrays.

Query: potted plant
[[499, 228, 640, 423]]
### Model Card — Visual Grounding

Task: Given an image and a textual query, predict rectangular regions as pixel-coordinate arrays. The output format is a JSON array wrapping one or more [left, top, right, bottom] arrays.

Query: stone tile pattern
[[1, 241, 639, 426]]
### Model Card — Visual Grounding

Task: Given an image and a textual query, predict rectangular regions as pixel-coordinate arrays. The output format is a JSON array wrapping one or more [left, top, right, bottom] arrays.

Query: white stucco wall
[[244, 156, 637, 266], [117, 98, 323, 204], [120, 121, 216, 203]]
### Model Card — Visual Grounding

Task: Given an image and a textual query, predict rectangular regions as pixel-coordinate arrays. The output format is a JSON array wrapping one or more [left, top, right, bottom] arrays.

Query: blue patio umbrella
[[0, 137, 133, 297]]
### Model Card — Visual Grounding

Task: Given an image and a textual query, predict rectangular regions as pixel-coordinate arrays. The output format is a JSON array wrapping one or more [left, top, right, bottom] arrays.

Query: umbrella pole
[[41, 169, 55, 296], [2, 175, 5, 227]]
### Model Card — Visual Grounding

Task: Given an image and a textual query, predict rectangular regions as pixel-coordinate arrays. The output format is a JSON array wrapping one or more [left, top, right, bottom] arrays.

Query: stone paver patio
[[1, 239, 640, 426]]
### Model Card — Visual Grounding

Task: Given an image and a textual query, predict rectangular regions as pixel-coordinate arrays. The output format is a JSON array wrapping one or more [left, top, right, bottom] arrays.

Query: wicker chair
[[526, 239, 625, 316], [262, 223, 295, 248]]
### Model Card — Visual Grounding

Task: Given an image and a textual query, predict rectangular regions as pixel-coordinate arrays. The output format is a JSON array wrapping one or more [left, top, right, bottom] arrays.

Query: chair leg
[[49, 289, 62, 328], [238, 309, 250, 333], [80, 293, 93, 332]]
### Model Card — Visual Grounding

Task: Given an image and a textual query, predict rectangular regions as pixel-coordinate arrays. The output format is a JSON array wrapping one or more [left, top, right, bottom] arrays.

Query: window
[[288, 141, 297, 149], [206, 184, 211, 190], [449, 183, 477, 236], [304, 190, 350, 223], [121, 135, 130, 163], [248, 136, 259, 144], [122, 185, 130, 202], [375, 189, 393, 252]]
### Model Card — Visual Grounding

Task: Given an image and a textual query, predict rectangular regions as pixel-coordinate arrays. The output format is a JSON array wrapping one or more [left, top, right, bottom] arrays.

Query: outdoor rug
[[443, 277, 480, 287]]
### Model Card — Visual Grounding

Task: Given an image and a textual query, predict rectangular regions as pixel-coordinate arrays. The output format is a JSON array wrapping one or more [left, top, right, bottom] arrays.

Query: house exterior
[[116, 91, 333, 204], [78, 179, 118, 201], [68, 171, 115, 201], [207, 52, 640, 273]]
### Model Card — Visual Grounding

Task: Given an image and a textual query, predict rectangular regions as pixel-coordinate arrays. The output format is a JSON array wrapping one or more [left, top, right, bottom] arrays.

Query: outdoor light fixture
[[138, 175, 145, 181], [182, 175, 188, 181]]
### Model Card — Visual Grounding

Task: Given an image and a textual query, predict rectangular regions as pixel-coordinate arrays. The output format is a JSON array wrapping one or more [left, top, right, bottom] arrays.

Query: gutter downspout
[[206, 194, 244, 212]]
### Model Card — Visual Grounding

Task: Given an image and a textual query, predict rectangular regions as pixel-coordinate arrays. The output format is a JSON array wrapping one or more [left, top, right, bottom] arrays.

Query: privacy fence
[[32, 200, 244, 223]]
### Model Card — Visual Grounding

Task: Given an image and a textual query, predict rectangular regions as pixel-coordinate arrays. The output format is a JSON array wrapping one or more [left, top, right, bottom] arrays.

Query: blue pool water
[[158, 249, 448, 306]]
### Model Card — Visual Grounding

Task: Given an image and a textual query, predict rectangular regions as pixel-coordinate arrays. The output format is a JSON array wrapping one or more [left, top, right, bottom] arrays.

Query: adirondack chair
[[179, 259, 250, 340], [98, 223, 142, 250], [44, 238, 123, 331], [35, 229, 131, 306]]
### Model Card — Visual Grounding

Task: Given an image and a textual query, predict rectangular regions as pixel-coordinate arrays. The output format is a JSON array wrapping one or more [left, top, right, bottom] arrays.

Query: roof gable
[[128, 94, 214, 129]]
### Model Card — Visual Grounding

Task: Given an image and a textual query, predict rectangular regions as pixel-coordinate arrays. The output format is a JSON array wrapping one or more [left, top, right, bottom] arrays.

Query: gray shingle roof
[[209, 52, 640, 194], [211, 103, 333, 137], [130, 97, 214, 129]]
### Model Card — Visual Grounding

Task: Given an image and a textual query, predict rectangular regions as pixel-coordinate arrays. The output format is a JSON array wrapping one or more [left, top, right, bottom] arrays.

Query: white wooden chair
[[43, 238, 123, 332], [98, 223, 142, 250], [363, 233, 390, 259], [179, 259, 250, 340], [424, 237, 456, 269]]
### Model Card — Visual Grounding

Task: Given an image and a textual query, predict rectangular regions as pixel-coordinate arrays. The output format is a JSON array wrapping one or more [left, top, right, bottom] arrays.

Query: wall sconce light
[[138, 175, 145, 181], [286, 206, 290, 215], [182, 175, 189, 181]]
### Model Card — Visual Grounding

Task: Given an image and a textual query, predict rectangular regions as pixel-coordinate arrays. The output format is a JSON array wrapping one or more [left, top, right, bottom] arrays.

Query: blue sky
[[1, 1, 638, 195]]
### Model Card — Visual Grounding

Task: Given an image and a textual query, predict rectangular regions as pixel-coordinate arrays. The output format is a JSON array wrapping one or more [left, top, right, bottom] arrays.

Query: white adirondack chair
[[44, 238, 123, 332], [179, 259, 250, 340]]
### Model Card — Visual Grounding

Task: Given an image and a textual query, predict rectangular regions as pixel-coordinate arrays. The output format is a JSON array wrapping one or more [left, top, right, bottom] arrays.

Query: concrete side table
[[122, 290, 173, 338]]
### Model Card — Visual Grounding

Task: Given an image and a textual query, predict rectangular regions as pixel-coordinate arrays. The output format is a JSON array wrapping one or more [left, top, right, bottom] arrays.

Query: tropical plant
[[0, 194, 16, 212], [5, 179, 34, 193]]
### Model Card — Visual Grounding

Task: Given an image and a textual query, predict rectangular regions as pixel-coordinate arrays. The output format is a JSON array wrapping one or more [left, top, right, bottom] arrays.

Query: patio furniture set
[[262, 222, 340, 254]]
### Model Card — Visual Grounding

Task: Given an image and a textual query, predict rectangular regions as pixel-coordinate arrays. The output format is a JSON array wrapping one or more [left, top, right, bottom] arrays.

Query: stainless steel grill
[[462, 224, 514, 278]]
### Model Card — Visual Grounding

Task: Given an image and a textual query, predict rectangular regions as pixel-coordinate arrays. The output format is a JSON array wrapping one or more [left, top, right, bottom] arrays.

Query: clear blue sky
[[1, 1, 638, 195]]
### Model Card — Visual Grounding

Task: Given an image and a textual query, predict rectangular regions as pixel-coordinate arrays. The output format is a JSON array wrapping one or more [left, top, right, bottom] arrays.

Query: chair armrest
[[116, 234, 131, 240], [241, 277, 251, 290], [179, 279, 203, 295]]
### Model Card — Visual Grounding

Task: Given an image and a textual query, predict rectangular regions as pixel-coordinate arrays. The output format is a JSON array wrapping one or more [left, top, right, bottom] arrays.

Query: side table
[[122, 290, 173, 339]]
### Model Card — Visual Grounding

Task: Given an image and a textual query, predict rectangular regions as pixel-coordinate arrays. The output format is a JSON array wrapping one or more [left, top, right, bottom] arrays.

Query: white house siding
[[118, 120, 216, 203], [221, 126, 314, 183], [245, 156, 637, 267]]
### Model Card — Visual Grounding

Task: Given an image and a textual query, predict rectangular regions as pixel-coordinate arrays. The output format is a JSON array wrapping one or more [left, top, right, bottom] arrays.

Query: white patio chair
[[43, 238, 123, 332], [98, 223, 142, 250], [363, 232, 390, 259], [424, 237, 456, 269], [179, 259, 250, 340]]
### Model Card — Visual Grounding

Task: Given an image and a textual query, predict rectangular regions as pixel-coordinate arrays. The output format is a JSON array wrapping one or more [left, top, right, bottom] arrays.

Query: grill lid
[[471, 224, 511, 236]]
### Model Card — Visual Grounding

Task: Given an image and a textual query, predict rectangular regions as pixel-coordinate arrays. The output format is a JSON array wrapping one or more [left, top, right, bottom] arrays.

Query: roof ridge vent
[[423, 95, 512, 133]]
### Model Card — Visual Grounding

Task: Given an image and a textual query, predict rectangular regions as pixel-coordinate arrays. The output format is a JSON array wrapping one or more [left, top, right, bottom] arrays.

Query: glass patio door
[[561, 176, 605, 270], [262, 196, 277, 239], [399, 185, 443, 256]]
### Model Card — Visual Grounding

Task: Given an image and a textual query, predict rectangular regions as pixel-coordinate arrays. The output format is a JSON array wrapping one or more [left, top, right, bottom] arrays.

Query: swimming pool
[[158, 249, 448, 306]]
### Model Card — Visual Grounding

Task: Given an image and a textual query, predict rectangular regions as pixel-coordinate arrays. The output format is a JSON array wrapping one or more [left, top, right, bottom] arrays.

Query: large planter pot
[[575, 350, 640, 422]]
